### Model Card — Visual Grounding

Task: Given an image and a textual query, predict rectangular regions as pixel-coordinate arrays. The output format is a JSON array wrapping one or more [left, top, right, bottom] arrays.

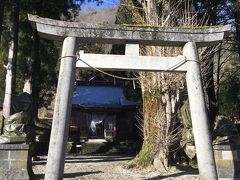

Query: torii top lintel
[[28, 14, 231, 47]]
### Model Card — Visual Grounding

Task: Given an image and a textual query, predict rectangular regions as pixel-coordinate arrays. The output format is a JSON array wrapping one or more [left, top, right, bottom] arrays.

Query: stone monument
[[0, 92, 34, 179]]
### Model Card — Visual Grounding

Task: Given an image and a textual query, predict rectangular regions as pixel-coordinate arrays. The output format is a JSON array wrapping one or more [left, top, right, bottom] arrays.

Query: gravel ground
[[33, 155, 199, 180]]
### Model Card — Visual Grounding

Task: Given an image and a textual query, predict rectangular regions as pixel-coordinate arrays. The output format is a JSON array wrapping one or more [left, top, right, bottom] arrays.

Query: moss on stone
[[122, 23, 220, 29], [66, 142, 73, 153]]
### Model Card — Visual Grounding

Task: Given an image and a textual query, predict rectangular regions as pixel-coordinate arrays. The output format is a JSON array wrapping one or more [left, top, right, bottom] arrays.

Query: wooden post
[[45, 37, 77, 180], [184, 42, 217, 180]]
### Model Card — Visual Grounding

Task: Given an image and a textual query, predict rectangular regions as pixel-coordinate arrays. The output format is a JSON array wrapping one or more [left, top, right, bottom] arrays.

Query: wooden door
[[104, 114, 116, 140]]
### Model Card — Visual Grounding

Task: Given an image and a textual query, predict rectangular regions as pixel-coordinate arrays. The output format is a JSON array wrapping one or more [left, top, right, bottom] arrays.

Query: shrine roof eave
[[28, 14, 231, 47]]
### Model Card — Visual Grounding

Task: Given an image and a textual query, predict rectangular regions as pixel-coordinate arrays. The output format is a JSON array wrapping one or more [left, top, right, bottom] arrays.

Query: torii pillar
[[45, 37, 77, 180], [28, 14, 231, 180], [184, 42, 217, 179]]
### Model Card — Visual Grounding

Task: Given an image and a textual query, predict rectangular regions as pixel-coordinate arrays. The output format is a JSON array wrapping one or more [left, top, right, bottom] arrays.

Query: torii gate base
[[28, 14, 231, 180]]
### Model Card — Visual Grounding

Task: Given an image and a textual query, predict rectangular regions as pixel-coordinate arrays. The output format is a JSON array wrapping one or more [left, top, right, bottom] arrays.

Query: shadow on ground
[[33, 155, 133, 165], [148, 165, 199, 180], [34, 171, 102, 179]]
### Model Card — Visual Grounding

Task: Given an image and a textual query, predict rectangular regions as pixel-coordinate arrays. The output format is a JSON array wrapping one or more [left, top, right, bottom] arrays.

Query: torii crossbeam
[[28, 14, 231, 180]]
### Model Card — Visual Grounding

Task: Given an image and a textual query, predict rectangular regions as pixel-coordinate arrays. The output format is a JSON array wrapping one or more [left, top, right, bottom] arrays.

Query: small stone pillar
[[183, 42, 217, 180], [45, 37, 77, 180], [0, 143, 33, 179]]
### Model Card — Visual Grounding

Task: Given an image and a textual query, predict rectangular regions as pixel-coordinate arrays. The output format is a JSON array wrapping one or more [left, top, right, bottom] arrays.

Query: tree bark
[[0, 0, 5, 41], [233, 1, 240, 59], [134, 0, 185, 170], [3, 41, 14, 118], [11, 0, 20, 95], [236, 22, 240, 59], [141, 0, 159, 25], [206, 61, 218, 128], [201, 46, 218, 129], [23, 57, 33, 94], [2, 0, 20, 119], [23, 0, 42, 117]]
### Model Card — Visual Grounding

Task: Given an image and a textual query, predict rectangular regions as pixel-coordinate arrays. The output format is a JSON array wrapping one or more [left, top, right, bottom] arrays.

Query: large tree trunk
[[2, 0, 20, 119], [23, 0, 42, 117], [206, 63, 218, 128], [31, 30, 40, 114], [128, 0, 193, 171], [201, 46, 218, 129], [23, 30, 40, 95], [23, 56, 33, 94], [121, 0, 209, 171], [233, 1, 240, 59], [3, 41, 14, 118], [11, 0, 20, 95], [0, 0, 5, 41], [142, 0, 183, 170], [236, 21, 240, 60]]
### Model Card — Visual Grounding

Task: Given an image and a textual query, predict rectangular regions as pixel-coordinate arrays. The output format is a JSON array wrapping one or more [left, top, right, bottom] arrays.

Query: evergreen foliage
[[219, 57, 240, 120], [0, 0, 81, 106]]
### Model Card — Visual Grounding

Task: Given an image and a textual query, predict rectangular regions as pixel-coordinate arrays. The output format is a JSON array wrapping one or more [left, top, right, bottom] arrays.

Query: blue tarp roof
[[72, 86, 139, 108]]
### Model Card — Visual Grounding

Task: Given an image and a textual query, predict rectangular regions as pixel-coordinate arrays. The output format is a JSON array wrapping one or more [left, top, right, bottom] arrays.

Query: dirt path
[[33, 155, 199, 180]]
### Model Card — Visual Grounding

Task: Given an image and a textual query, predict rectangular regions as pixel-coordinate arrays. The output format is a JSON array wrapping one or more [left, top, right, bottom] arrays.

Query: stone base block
[[214, 144, 240, 178], [0, 144, 34, 180]]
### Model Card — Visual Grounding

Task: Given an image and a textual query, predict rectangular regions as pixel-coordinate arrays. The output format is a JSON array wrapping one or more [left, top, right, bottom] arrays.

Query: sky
[[76, 0, 120, 9]]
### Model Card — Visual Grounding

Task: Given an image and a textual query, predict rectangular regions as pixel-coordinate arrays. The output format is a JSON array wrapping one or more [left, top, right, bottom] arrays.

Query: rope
[[58, 55, 77, 61], [186, 59, 200, 64], [77, 57, 139, 80], [58, 54, 138, 80]]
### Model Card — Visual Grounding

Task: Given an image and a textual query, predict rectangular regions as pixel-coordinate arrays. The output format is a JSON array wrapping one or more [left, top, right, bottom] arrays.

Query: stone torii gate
[[28, 14, 231, 180]]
